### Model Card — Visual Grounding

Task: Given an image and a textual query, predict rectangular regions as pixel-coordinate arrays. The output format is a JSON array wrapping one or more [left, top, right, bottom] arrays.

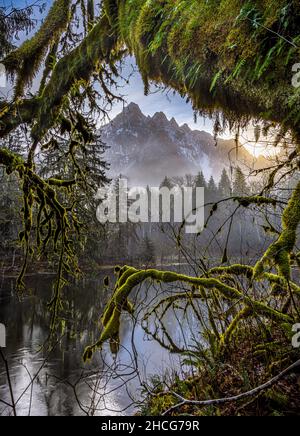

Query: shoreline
[[0, 261, 192, 280]]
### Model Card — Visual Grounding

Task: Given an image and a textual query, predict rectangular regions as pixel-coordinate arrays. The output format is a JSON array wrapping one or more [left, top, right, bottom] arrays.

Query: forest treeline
[[0, 154, 276, 270]]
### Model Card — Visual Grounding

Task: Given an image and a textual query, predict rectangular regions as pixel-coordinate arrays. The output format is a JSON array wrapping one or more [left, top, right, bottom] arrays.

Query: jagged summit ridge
[[102, 103, 265, 186]]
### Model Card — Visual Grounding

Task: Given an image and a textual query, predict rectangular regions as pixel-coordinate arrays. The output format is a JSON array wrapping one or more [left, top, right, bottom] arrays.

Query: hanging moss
[[114, 0, 300, 137], [1, 0, 300, 140], [234, 196, 278, 208], [254, 180, 300, 280], [0, 147, 81, 320], [219, 307, 253, 348], [87, 0, 95, 28], [103, 0, 119, 27], [3, 0, 71, 97], [0, 14, 119, 140], [31, 15, 118, 141]]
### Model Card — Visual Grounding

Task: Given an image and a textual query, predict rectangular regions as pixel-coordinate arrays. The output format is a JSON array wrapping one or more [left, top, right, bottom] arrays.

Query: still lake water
[[0, 269, 195, 416]]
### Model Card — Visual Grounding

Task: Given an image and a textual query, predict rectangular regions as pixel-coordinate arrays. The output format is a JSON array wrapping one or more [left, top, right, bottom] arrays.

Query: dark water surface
[[0, 271, 187, 416]]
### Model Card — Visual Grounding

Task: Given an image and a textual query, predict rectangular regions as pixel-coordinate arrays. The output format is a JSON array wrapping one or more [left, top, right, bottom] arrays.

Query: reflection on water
[[0, 271, 191, 416]]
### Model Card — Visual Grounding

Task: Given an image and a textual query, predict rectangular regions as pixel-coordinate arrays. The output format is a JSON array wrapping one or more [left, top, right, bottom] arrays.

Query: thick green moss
[[219, 307, 253, 348], [0, 148, 24, 175], [254, 180, 300, 280], [3, 0, 71, 97], [234, 196, 278, 208], [0, 147, 80, 312], [1, 0, 300, 139], [116, 0, 300, 136]]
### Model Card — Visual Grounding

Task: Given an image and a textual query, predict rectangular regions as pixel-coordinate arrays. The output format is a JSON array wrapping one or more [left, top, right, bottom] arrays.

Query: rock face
[[102, 102, 266, 186]]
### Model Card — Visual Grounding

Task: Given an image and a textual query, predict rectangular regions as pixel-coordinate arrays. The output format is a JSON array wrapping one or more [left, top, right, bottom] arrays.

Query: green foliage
[[218, 168, 232, 197], [233, 167, 249, 196], [208, 176, 218, 194], [0, 169, 22, 256], [0, 4, 37, 58], [194, 171, 207, 189], [140, 235, 156, 264], [0, 133, 103, 329]]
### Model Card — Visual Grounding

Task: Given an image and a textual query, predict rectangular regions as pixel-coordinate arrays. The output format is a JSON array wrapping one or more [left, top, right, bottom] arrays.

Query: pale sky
[[102, 56, 215, 133]]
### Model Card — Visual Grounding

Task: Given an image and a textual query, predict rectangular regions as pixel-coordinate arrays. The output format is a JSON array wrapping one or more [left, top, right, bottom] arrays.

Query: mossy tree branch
[[1, 1, 300, 140], [0, 147, 81, 326], [83, 265, 293, 361], [3, 0, 72, 98], [254, 180, 300, 280]]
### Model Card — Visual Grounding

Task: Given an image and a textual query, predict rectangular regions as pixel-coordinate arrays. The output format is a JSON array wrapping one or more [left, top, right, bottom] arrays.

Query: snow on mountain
[[101, 102, 266, 186]]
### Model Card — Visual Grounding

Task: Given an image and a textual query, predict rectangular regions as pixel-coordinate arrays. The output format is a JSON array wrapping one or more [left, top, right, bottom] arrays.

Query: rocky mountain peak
[[181, 123, 191, 133], [125, 102, 143, 116], [170, 117, 179, 128], [102, 103, 267, 186], [151, 111, 168, 125]]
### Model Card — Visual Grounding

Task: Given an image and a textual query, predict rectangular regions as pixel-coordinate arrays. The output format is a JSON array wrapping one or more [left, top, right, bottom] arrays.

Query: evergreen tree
[[140, 235, 156, 265], [110, 176, 140, 261], [0, 4, 37, 58], [233, 167, 248, 196], [184, 174, 194, 187], [207, 176, 218, 202], [0, 170, 22, 256], [218, 168, 232, 197], [159, 176, 175, 224], [194, 171, 207, 188], [160, 176, 174, 190], [208, 176, 218, 194]]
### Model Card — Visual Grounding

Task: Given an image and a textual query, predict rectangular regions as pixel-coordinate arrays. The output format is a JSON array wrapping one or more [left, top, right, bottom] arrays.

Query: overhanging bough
[[83, 262, 298, 361]]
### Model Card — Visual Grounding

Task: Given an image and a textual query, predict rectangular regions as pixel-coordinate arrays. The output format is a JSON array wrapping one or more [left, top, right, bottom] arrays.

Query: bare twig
[[162, 359, 300, 415], [0, 348, 17, 416]]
